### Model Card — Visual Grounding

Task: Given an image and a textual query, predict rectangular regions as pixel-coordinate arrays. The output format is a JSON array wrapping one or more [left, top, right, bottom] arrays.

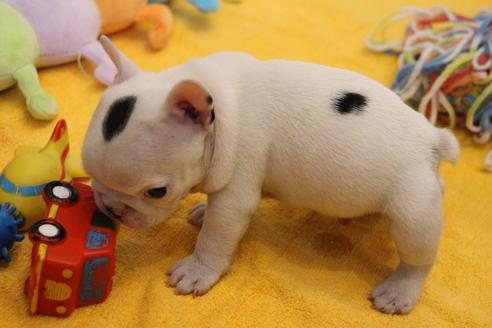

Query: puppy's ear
[[165, 80, 215, 129], [100, 35, 140, 84]]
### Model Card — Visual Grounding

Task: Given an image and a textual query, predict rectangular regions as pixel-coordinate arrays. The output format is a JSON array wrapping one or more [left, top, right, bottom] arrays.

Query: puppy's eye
[[145, 187, 167, 199]]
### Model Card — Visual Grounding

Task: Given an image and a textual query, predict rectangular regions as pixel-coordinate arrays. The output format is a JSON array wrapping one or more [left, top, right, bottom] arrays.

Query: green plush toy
[[0, 3, 56, 120]]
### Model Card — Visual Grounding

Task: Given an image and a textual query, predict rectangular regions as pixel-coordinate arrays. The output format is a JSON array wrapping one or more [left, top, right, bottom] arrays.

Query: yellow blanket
[[1, 0, 491, 327]]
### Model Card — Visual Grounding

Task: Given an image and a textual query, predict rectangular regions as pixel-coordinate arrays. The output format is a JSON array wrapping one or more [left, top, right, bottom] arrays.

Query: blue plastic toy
[[0, 202, 24, 263], [149, 0, 220, 13], [187, 0, 219, 12]]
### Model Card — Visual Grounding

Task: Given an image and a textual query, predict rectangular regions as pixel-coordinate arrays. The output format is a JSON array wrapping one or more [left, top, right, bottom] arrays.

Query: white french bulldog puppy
[[82, 36, 459, 314]]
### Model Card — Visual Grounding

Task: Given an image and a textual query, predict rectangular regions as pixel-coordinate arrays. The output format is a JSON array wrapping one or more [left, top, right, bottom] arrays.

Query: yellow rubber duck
[[0, 120, 87, 230]]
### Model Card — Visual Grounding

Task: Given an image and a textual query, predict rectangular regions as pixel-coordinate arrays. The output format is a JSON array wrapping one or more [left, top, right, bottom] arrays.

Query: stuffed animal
[[95, 0, 173, 51], [1, 0, 113, 120], [0, 2, 57, 120], [0, 119, 87, 231], [1, 0, 173, 120]]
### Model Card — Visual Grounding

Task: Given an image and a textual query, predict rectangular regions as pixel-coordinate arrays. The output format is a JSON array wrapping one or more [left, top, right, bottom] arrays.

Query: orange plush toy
[[95, 0, 173, 50]]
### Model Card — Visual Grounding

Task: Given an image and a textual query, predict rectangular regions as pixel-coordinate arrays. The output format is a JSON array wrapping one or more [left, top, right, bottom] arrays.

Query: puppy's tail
[[436, 129, 460, 165]]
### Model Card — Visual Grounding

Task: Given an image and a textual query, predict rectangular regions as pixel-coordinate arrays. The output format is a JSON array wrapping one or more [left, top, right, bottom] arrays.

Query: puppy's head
[[82, 37, 215, 228]]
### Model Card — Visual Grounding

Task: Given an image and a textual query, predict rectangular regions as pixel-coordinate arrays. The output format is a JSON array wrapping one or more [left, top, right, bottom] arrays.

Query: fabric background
[[0, 0, 491, 327]]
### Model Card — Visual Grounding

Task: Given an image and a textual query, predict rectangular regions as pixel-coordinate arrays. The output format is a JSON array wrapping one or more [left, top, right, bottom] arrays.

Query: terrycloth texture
[[0, 0, 491, 327]]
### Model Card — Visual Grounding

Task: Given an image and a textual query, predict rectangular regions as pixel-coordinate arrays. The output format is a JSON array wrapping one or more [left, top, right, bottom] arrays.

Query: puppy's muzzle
[[100, 202, 123, 222]]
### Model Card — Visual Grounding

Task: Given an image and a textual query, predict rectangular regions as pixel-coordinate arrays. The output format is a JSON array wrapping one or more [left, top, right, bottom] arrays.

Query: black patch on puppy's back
[[333, 92, 367, 114], [103, 96, 137, 141]]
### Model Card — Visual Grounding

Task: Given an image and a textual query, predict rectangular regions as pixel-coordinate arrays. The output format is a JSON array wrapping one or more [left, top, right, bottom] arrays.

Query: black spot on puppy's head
[[103, 96, 137, 141], [333, 92, 367, 114]]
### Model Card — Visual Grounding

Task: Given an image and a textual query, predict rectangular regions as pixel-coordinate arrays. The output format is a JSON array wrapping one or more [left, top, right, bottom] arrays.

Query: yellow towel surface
[[1, 0, 491, 327]]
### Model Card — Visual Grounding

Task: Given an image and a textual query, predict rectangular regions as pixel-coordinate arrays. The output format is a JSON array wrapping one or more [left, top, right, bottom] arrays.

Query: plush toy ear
[[99, 35, 140, 84], [165, 80, 215, 129]]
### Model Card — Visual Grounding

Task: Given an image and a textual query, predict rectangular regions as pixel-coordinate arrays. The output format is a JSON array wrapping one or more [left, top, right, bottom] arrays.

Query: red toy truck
[[25, 181, 117, 317]]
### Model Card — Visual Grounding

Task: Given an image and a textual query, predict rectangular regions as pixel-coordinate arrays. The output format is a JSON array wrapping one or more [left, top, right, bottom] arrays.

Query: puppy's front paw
[[188, 201, 207, 226], [370, 277, 419, 314], [166, 254, 221, 296]]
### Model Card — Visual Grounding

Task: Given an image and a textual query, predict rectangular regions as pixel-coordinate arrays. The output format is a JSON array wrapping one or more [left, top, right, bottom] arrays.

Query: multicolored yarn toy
[[366, 6, 492, 170]]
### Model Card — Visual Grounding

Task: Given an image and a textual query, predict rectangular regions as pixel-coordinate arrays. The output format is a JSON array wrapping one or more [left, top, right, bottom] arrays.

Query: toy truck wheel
[[44, 181, 78, 204], [30, 220, 65, 242]]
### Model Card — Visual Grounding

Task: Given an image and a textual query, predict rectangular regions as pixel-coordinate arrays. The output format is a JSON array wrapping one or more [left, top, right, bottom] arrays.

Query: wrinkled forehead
[[85, 122, 187, 194], [95, 74, 170, 125]]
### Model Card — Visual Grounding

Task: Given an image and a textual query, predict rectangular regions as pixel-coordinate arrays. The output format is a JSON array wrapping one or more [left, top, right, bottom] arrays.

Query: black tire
[[30, 220, 65, 242], [44, 181, 78, 204]]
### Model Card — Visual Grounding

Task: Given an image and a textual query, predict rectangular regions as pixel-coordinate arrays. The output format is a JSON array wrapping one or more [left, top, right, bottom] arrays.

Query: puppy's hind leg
[[370, 167, 443, 314]]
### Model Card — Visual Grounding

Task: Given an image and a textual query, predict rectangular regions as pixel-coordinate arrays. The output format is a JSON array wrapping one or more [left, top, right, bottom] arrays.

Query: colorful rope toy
[[366, 6, 492, 170]]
